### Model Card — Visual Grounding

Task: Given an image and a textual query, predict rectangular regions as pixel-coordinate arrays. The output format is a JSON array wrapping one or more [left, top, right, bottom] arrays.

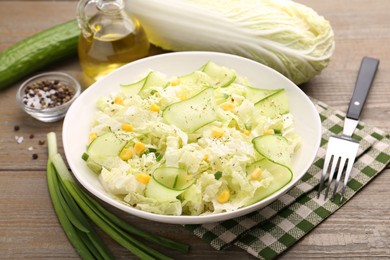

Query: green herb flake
[[156, 153, 163, 162], [214, 171, 223, 180], [81, 152, 89, 161]]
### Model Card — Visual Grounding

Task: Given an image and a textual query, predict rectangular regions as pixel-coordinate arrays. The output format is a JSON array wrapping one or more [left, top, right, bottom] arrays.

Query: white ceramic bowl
[[63, 51, 321, 224]]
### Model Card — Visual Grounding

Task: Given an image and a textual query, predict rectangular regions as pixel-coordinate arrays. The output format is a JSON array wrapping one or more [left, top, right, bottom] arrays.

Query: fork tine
[[339, 157, 356, 202], [331, 157, 347, 201], [324, 155, 339, 200], [317, 152, 332, 198]]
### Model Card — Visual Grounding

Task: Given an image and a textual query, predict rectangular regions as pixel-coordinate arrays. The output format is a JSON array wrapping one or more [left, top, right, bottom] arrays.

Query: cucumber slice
[[85, 157, 102, 174], [145, 167, 194, 201], [201, 61, 236, 88], [244, 86, 280, 104], [163, 87, 217, 133], [245, 158, 292, 206], [153, 167, 194, 190], [138, 71, 169, 98], [254, 89, 289, 118], [178, 71, 212, 89], [85, 131, 130, 173], [119, 70, 168, 97], [119, 73, 148, 95], [176, 71, 213, 98], [252, 134, 292, 169], [145, 177, 183, 202], [87, 131, 128, 159], [153, 167, 179, 188]]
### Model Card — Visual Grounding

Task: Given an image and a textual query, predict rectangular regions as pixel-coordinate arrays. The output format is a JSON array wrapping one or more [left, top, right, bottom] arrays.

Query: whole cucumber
[[0, 19, 80, 90]]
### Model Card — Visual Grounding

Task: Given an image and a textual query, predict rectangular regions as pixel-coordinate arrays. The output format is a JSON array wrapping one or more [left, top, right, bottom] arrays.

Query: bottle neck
[[96, 0, 124, 14]]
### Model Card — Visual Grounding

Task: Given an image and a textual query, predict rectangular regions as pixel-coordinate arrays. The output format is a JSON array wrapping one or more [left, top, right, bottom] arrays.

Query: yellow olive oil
[[78, 13, 150, 83]]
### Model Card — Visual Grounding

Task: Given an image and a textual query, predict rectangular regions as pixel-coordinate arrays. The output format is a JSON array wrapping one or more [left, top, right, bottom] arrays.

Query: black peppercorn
[[22, 79, 75, 109]]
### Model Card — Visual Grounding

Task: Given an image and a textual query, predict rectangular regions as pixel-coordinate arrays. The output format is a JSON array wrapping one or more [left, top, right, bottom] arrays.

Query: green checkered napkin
[[185, 99, 390, 259]]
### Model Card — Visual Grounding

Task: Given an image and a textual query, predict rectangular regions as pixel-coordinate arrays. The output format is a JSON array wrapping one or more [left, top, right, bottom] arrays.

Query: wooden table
[[1, 1, 389, 259]]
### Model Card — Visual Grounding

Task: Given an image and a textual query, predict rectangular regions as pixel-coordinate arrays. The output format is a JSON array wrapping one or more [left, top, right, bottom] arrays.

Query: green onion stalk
[[46, 132, 190, 259]]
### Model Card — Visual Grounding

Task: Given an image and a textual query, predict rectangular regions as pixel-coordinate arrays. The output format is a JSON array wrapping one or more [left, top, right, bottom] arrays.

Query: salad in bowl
[[63, 52, 321, 224]]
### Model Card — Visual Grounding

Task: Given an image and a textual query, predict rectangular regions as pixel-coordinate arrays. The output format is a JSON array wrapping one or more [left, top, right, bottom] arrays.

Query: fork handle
[[346, 57, 379, 120]]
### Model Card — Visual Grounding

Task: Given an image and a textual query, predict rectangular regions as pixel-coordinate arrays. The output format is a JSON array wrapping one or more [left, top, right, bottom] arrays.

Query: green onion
[[81, 152, 89, 161], [47, 144, 113, 259], [214, 171, 223, 180], [144, 147, 157, 154], [46, 132, 190, 259], [156, 153, 163, 162], [274, 129, 282, 135]]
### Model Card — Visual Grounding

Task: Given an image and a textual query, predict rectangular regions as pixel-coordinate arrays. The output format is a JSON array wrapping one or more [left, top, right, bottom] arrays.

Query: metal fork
[[317, 57, 379, 201]]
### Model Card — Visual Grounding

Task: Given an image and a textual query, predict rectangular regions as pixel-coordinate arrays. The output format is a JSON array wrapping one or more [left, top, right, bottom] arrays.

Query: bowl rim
[[16, 71, 81, 112], [63, 51, 322, 224]]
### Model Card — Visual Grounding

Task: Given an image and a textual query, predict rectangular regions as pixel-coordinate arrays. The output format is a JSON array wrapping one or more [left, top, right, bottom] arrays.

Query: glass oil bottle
[[77, 0, 150, 83]]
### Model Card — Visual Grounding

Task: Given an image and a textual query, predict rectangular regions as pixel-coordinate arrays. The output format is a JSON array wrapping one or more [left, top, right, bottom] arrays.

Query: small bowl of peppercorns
[[16, 72, 81, 122]]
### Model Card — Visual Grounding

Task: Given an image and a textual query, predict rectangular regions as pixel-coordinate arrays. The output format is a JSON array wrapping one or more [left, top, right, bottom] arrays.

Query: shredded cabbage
[[87, 63, 301, 216]]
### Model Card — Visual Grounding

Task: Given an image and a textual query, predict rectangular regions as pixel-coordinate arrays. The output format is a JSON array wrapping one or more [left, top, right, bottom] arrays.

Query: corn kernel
[[242, 129, 251, 136], [88, 132, 97, 144], [262, 129, 275, 135], [136, 173, 151, 185], [134, 142, 146, 156], [150, 103, 160, 112], [222, 103, 235, 112], [211, 127, 224, 138], [178, 93, 187, 100], [121, 123, 133, 132], [114, 96, 124, 105], [170, 79, 181, 86], [119, 148, 133, 161], [250, 167, 263, 180], [217, 189, 230, 204]]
